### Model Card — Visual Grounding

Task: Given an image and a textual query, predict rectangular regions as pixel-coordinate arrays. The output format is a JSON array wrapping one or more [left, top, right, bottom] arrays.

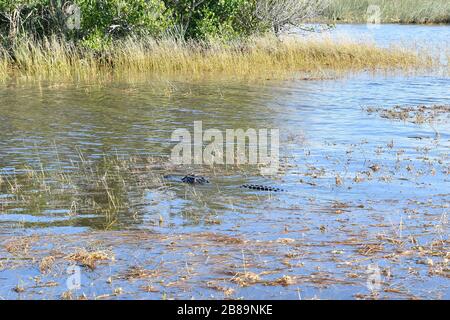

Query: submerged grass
[[325, 0, 450, 24], [0, 35, 430, 81]]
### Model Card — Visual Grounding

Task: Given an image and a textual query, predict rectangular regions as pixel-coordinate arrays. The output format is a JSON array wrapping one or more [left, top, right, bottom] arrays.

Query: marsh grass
[[0, 51, 7, 81], [0, 35, 431, 81], [325, 0, 450, 24], [0, 153, 169, 228]]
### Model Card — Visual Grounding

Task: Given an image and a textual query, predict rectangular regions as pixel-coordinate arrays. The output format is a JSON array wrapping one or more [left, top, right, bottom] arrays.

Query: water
[[330, 24, 450, 48], [0, 25, 448, 300]]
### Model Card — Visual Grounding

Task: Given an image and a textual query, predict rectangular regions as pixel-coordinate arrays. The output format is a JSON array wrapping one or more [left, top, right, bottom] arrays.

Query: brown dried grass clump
[[39, 256, 56, 274], [66, 249, 112, 270], [366, 105, 450, 124], [231, 272, 261, 287], [123, 266, 159, 280], [4, 236, 37, 256], [266, 275, 296, 286], [358, 243, 385, 256]]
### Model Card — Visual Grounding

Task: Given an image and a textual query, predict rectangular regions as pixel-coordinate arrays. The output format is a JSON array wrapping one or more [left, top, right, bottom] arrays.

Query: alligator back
[[240, 184, 285, 192]]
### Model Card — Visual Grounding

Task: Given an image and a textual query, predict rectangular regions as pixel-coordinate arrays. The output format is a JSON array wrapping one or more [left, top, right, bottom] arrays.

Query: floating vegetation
[[0, 227, 447, 299], [365, 105, 450, 124], [66, 249, 113, 270]]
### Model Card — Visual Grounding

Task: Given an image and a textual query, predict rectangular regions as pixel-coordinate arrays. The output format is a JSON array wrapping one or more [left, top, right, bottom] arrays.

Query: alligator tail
[[240, 184, 285, 192]]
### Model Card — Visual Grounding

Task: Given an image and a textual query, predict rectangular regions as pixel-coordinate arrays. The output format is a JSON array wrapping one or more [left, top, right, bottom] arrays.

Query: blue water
[[0, 25, 448, 300]]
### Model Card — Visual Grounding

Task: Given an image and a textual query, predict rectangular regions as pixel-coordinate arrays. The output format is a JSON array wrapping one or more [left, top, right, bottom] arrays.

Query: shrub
[[162, 0, 261, 40], [0, 0, 330, 44], [0, 0, 170, 44]]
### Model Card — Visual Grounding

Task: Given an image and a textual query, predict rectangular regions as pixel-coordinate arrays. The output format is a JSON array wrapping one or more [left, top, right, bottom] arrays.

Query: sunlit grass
[[0, 35, 432, 81], [325, 0, 450, 24], [113, 36, 428, 75], [0, 48, 9, 81]]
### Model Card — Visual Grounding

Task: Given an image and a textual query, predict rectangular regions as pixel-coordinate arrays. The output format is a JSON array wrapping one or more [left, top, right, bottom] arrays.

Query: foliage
[[162, 0, 261, 40], [0, 0, 331, 43], [0, 0, 171, 47]]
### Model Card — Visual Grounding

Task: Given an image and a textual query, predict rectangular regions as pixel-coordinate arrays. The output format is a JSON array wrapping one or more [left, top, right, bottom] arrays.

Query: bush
[[74, 0, 171, 49], [0, 0, 329, 44], [0, 0, 170, 43], [76, 0, 170, 38], [163, 0, 261, 40], [0, 1, 67, 38]]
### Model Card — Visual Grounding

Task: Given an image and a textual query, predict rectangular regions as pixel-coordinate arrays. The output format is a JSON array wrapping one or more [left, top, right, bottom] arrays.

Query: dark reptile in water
[[166, 174, 284, 192], [181, 175, 210, 184], [240, 184, 284, 192]]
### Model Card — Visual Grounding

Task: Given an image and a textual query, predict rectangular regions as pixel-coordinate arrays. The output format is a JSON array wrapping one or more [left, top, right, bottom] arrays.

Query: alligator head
[[181, 175, 210, 185]]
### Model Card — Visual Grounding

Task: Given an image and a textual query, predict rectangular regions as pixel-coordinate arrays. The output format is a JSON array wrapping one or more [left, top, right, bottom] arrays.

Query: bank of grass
[[0, 35, 431, 81], [325, 0, 450, 24]]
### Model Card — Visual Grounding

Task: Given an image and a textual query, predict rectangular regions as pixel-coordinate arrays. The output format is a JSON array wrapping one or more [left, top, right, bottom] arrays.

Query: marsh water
[[0, 25, 448, 299]]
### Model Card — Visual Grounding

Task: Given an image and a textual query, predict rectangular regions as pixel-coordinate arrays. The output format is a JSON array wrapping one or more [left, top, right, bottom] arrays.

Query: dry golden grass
[[124, 266, 159, 280], [66, 249, 112, 270], [39, 256, 56, 274], [4, 236, 37, 255], [231, 272, 261, 287], [0, 51, 7, 81], [0, 35, 431, 81], [267, 275, 296, 286]]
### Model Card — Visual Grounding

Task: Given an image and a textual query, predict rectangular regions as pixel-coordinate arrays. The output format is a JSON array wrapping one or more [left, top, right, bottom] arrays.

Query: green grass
[[324, 0, 450, 24]]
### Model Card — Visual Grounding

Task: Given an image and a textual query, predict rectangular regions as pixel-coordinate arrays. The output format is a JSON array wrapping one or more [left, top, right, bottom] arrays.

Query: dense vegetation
[[0, 0, 441, 80], [1, 0, 448, 48], [0, 0, 329, 47], [1, 0, 449, 45]]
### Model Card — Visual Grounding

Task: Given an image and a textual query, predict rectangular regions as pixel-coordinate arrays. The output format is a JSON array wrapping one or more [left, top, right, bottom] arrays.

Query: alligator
[[165, 174, 285, 192], [181, 175, 210, 184], [240, 184, 284, 192]]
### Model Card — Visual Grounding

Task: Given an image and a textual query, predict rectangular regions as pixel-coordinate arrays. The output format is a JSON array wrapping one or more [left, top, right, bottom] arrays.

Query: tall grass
[[0, 50, 8, 80], [325, 0, 450, 24], [0, 35, 431, 81]]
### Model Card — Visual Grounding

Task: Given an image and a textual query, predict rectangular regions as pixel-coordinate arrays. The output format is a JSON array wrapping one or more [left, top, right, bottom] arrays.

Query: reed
[[0, 34, 431, 81], [0, 47, 8, 81]]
